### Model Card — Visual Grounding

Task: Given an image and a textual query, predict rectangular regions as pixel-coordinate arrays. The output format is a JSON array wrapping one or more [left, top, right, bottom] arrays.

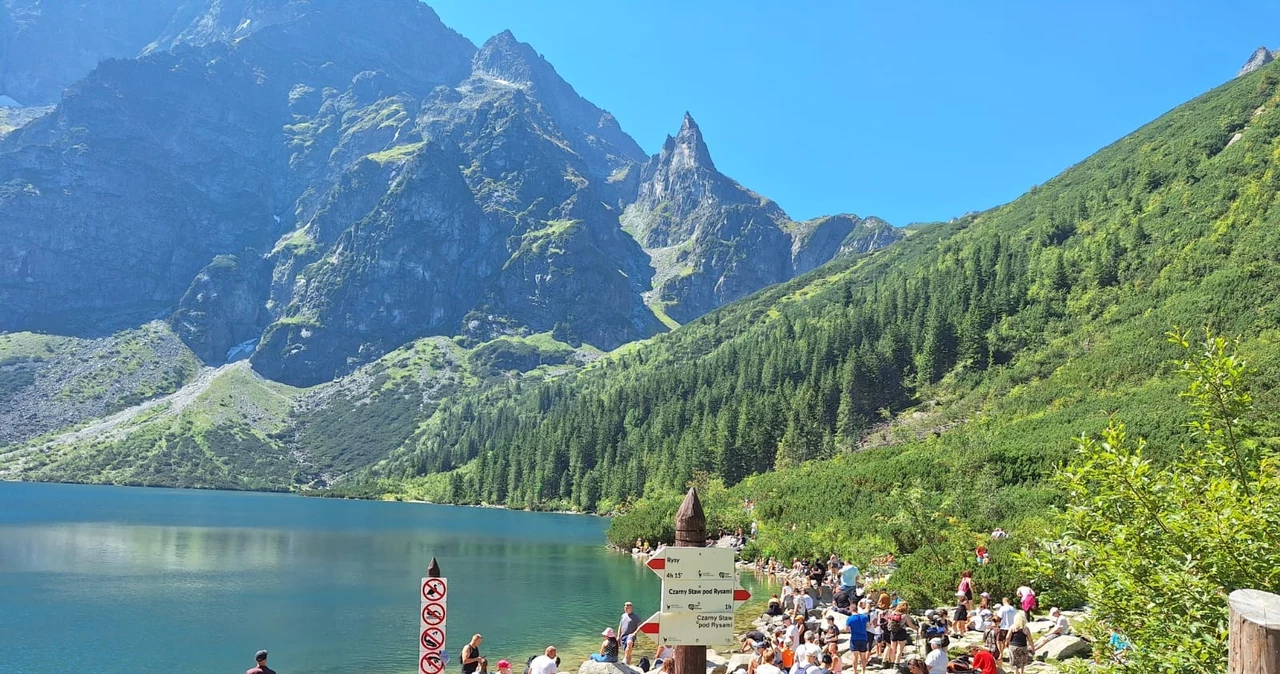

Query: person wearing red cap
[[247, 650, 274, 674]]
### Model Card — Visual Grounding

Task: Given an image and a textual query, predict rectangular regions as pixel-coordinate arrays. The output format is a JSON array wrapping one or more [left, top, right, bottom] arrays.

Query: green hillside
[[340, 61, 1280, 547]]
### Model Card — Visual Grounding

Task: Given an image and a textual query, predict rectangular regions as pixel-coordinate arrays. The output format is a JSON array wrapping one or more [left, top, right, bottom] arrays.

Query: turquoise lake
[[0, 482, 659, 674]]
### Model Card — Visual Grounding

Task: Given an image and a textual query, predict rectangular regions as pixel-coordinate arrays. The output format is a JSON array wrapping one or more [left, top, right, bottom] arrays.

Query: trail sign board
[[641, 547, 750, 646], [419, 576, 448, 674]]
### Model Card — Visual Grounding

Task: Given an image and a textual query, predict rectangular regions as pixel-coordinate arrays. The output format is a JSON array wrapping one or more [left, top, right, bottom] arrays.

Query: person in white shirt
[[755, 648, 782, 674], [529, 647, 558, 674], [1033, 607, 1072, 650], [783, 616, 801, 650], [798, 592, 815, 614], [997, 597, 1018, 653], [795, 633, 821, 665], [924, 638, 948, 674]]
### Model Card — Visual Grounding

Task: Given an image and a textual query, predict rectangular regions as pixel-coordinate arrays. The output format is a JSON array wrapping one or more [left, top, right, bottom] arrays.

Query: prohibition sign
[[422, 578, 448, 602], [422, 601, 447, 626], [421, 653, 446, 674], [421, 627, 446, 651]]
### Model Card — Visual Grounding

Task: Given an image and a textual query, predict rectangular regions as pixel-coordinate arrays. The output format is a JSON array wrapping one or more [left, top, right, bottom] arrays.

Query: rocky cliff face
[[1238, 47, 1276, 78], [621, 114, 901, 322], [252, 29, 659, 384], [0, 0, 896, 387]]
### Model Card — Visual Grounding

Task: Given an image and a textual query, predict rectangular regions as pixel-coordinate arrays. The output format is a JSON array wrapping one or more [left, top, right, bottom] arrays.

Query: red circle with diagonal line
[[421, 627, 446, 651], [422, 578, 448, 602], [422, 601, 446, 626], [421, 653, 445, 674]]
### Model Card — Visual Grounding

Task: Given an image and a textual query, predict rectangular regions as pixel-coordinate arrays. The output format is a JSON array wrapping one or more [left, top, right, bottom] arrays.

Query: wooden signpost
[[638, 489, 750, 674], [1228, 588, 1280, 674]]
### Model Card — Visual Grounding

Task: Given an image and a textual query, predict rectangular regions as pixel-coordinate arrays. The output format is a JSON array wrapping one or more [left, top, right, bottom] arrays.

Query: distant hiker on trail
[[591, 628, 620, 662], [529, 647, 558, 674], [462, 634, 484, 674], [247, 650, 275, 674], [618, 601, 640, 664], [1017, 586, 1037, 620]]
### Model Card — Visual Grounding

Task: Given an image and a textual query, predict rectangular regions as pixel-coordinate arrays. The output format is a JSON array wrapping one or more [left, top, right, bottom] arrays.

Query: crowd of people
[[738, 552, 1079, 674]]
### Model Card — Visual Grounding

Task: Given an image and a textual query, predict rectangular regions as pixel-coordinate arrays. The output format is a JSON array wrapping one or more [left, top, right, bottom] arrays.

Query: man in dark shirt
[[462, 634, 484, 674], [247, 650, 275, 674]]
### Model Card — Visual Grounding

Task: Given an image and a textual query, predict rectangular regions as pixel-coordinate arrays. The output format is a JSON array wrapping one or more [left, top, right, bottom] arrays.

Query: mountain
[[1, 0, 883, 389], [621, 113, 902, 323], [1238, 46, 1275, 78], [327, 57, 1280, 516]]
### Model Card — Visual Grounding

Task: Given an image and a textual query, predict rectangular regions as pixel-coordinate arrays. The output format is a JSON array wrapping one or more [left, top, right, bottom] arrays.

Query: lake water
[[0, 482, 658, 674]]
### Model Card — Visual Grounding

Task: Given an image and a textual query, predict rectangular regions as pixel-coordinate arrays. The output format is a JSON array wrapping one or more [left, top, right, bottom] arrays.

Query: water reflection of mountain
[[0, 523, 612, 576]]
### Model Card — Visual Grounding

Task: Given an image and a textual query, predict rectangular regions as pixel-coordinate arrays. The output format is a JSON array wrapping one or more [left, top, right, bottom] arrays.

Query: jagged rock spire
[[1238, 46, 1275, 78]]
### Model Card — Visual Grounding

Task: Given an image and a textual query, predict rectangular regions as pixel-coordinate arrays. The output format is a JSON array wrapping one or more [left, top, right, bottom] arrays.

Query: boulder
[[725, 653, 755, 672], [708, 664, 728, 674], [706, 649, 728, 666], [1036, 635, 1091, 661], [1027, 620, 1055, 634], [578, 661, 641, 674]]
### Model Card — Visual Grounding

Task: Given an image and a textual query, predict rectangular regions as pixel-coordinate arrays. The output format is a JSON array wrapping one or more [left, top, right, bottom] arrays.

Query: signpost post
[[420, 558, 448, 674], [638, 489, 751, 674]]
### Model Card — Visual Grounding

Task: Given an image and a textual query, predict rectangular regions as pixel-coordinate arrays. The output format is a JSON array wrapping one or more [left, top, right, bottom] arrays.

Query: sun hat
[[498, 661, 511, 669], [929, 638, 942, 647], [603, 628, 616, 638]]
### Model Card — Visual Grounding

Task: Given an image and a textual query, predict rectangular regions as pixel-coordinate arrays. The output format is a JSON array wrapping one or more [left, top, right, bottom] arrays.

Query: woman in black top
[[592, 628, 620, 663]]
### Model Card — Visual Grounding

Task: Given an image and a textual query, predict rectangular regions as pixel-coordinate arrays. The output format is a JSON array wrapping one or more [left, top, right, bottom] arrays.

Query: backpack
[[637, 657, 652, 672]]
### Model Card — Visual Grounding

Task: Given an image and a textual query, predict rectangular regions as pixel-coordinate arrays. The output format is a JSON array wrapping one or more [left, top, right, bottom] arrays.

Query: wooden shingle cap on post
[[674, 487, 707, 674], [428, 557, 441, 578], [1229, 589, 1280, 674]]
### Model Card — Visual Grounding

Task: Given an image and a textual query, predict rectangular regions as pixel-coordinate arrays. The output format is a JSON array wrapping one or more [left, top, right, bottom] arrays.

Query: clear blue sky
[[430, 1, 1280, 225]]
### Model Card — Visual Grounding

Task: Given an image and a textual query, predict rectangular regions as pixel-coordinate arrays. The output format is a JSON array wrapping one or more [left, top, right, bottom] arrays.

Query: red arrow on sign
[[639, 611, 661, 635], [646, 557, 665, 571], [733, 589, 751, 602]]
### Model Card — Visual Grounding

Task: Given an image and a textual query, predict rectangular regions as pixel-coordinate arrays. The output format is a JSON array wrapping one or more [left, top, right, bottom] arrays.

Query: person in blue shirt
[[838, 562, 859, 592], [845, 610, 870, 674]]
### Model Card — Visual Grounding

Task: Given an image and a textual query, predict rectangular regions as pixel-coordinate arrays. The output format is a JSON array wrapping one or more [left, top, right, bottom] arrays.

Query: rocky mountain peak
[[659, 111, 716, 173], [469, 29, 644, 165], [1237, 46, 1275, 78]]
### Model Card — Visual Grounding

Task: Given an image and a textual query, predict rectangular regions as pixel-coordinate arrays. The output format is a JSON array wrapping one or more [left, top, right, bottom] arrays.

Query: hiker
[[755, 647, 782, 674], [529, 647, 558, 674], [1017, 585, 1036, 621], [478, 658, 491, 674], [591, 628, 620, 662], [619, 601, 640, 664], [1006, 613, 1033, 674], [924, 638, 948, 674], [956, 570, 974, 602], [839, 560, 859, 592], [497, 660, 513, 674], [821, 615, 841, 665], [968, 644, 997, 674], [845, 606, 870, 674], [653, 642, 674, 669], [766, 595, 785, 616], [461, 634, 484, 674], [996, 597, 1018, 655], [1033, 608, 1071, 650], [795, 632, 821, 666], [247, 649, 275, 674], [742, 629, 768, 652], [882, 603, 913, 668], [975, 544, 989, 565], [899, 654, 928, 674], [952, 594, 970, 635]]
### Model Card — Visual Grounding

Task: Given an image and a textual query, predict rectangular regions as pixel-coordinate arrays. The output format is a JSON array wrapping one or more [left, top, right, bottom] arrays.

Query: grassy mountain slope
[[0, 331, 597, 490], [337, 60, 1280, 535]]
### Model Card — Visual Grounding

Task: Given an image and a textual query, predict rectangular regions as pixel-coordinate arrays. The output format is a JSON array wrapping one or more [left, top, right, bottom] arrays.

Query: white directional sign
[[641, 547, 750, 646]]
